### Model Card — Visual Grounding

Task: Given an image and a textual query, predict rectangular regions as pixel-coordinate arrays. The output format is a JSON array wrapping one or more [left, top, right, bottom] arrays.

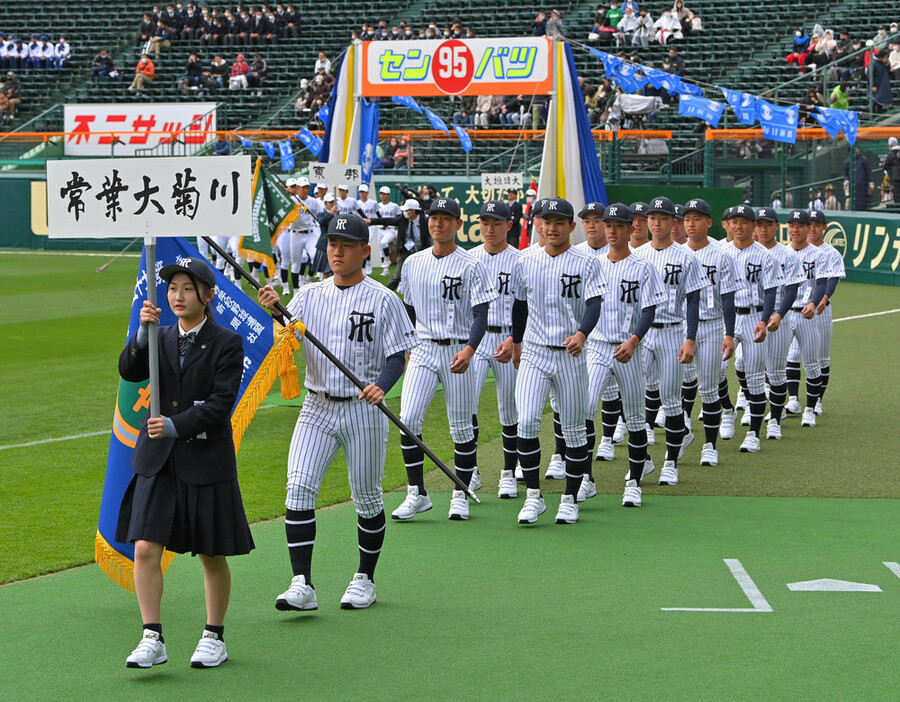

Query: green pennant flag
[[240, 158, 298, 273]]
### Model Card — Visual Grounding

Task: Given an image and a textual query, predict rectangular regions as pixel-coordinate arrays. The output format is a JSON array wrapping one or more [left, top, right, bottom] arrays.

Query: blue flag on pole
[[358, 98, 381, 186], [423, 106, 450, 136], [812, 106, 859, 146], [756, 98, 799, 144], [452, 124, 473, 152], [678, 94, 726, 128], [278, 139, 295, 171], [392, 95, 423, 114], [261, 141, 276, 158], [642, 66, 682, 95], [675, 81, 703, 97], [718, 86, 757, 125], [316, 103, 331, 130], [296, 128, 323, 157], [240, 137, 253, 149]]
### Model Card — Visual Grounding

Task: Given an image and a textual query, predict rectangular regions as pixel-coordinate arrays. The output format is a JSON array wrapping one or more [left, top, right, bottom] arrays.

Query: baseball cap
[[755, 207, 779, 223], [578, 201, 605, 218], [683, 198, 711, 216], [358, 183, 369, 192], [787, 209, 811, 224], [160, 257, 216, 288], [526, 188, 537, 197], [315, 182, 328, 190], [295, 176, 310, 187], [646, 196, 676, 215], [327, 213, 369, 242], [808, 209, 827, 223], [400, 198, 421, 211], [532, 198, 547, 216], [285, 178, 297, 187], [674, 204, 685, 220], [727, 204, 755, 220], [722, 206, 734, 220], [479, 200, 511, 220], [603, 203, 633, 223], [630, 201, 649, 217], [379, 185, 392, 195], [427, 197, 462, 218], [338, 183, 349, 191], [889, 136, 899, 149], [541, 197, 575, 220], [323, 193, 335, 202]]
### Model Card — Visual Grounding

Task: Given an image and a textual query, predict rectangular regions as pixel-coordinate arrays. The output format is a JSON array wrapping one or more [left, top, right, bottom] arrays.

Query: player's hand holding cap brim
[[755, 206, 779, 222], [578, 201, 605, 218], [480, 200, 511, 220], [426, 197, 462, 218], [160, 256, 217, 288], [787, 209, 811, 224], [603, 202, 633, 222], [683, 198, 711, 216], [327, 213, 369, 241]]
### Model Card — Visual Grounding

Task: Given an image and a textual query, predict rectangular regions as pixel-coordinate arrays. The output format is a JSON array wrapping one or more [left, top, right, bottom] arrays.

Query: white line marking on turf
[[0, 431, 110, 451], [834, 308, 900, 323], [0, 250, 140, 258], [884, 562, 900, 580], [662, 559, 773, 613]]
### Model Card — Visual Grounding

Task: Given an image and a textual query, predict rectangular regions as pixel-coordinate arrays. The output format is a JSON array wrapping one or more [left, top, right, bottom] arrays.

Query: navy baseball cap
[[532, 198, 548, 216], [630, 201, 649, 217], [427, 197, 461, 218], [722, 206, 734, 220], [647, 196, 676, 215], [541, 197, 575, 220], [578, 201, 605, 218], [479, 200, 511, 220], [327, 213, 369, 242], [674, 204, 685, 220], [808, 209, 827, 223], [755, 207, 779, 223], [787, 209, 811, 224], [160, 257, 216, 288], [726, 204, 755, 220], [683, 198, 711, 216], [603, 202, 633, 222]]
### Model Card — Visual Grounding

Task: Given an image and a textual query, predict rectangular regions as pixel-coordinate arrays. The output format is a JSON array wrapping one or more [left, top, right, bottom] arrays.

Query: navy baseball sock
[[627, 430, 649, 484], [769, 383, 787, 422], [585, 419, 596, 454], [472, 414, 479, 442], [502, 423, 518, 472], [285, 508, 315, 586], [143, 622, 164, 643], [645, 388, 661, 426], [682, 378, 699, 417], [290, 271, 299, 289], [702, 401, 722, 446], [719, 379, 735, 411], [805, 377, 822, 409], [357, 510, 385, 580], [664, 412, 686, 462], [249, 261, 260, 273], [381, 247, 391, 264], [553, 412, 566, 457], [601, 399, 620, 439], [736, 369, 748, 397], [748, 392, 766, 434], [279, 268, 288, 283], [786, 362, 802, 397], [401, 433, 426, 496], [204, 624, 224, 641], [300, 262, 309, 276], [517, 436, 541, 490], [818, 366, 830, 401], [454, 438, 477, 489], [564, 444, 589, 496]]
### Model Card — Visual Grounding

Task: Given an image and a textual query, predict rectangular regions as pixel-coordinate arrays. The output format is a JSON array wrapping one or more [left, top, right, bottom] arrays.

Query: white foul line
[[0, 431, 110, 451], [662, 559, 773, 613], [0, 249, 140, 258], [884, 562, 900, 580], [834, 308, 900, 323]]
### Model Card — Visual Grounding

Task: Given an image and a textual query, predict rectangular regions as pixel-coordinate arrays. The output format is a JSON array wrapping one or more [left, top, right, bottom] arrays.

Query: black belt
[[735, 306, 762, 315], [487, 326, 511, 334], [651, 322, 681, 328], [547, 345, 566, 350], [309, 390, 355, 402], [430, 338, 467, 346], [791, 307, 807, 312], [825, 299, 831, 307]]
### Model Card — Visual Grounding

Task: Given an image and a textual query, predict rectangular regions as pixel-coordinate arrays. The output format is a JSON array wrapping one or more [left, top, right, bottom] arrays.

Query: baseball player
[[258, 213, 417, 612], [315, 183, 329, 202], [279, 177, 323, 293], [753, 207, 801, 440], [630, 201, 650, 248], [391, 197, 497, 521], [682, 199, 738, 465], [782, 209, 828, 427], [805, 208, 845, 414], [632, 196, 704, 486], [469, 200, 522, 499], [586, 203, 665, 507], [720, 204, 780, 452], [356, 184, 380, 275], [510, 197, 607, 525], [375, 186, 402, 277], [672, 205, 687, 245], [335, 183, 359, 215]]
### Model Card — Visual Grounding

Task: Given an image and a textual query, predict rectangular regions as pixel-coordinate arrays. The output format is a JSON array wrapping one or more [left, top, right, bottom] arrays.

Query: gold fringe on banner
[[94, 530, 175, 593]]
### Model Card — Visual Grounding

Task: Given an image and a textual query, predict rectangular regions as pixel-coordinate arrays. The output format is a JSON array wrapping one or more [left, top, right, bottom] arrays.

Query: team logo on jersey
[[441, 275, 463, 300], [620, 279, 640, 303], [663, 263, 683, 285], [348, 310, 375, 342], [702, 264, 718, 285], [560, 274, 582, 298], [745, 262, 762, 283], [497, 271, 511, 295], [802, 260, 816, 279]]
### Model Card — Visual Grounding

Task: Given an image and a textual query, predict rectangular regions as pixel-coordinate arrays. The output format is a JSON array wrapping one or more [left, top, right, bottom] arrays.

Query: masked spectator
[[229, 53, 249, 89], [138, 13, 156, 46], [607, 2, 623, 27], [128, 53, 155, 94], [53, 36, 71, 70], [90, 49, 119, 83], [531, 12, 546, 36], [672, 1, 695, 36], [870, 50, 893, 113], [655, 9, 682, 45], [615, 6, 640, 46], [799, 88, 825, 126], [247, 53, 267, 92], [315, 52, 331, 75], [178, 52, 204, 91], [546, 10, 565, 38], [830, 81, 850, 110], [205, 54, 229, 90]]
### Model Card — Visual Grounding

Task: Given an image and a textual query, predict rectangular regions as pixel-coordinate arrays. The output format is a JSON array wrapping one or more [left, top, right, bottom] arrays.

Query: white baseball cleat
[[468, 467, 482, 492], [544, 454, 566, 480], [381, 266, 390, 277], [517, 489, 546, 524], [514, 463, 524, 481], [555, 494, 579, 524], [684, 414, 692, 433], [699, 443, 718, 466], [391, 486, 433, 520], [276, 574, 318, 611], [576, 474, 597, 503], [740, 410, 751, 426], [595, 436, 615, 461], [739, 431, 761, 453], [766, 418, 782, 440], [340, 573, 377, 609], [645, 423, 656, 446], [498, 470, 518, 499], [448, 490, 469, 520], [720, 409, 737, 440], [658, 460, 679, 486], [677, 429, 694, 460], [736, 389, 748, 411], [190, 631, 228, 668], [655, 409, 666, 428], [801, 408, 816, 427], [785, 396, 802, 414], [613, 418, 627, 443], [814, 399, 823, 416], [126, 630, 167, 669], [622, 479, 642, 507]]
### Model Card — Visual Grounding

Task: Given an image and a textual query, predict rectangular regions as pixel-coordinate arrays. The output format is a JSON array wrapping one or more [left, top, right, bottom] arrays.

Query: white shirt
[[633, 241, 705, 323], [785, 243, 825, 307], [689, 242, 740, 321], [814, 241, 846, 279], [336, 196, 359, 215], [589, 253, 665, 345], [762, 242, 803, 312], [469, 244, 522, 332], [722, 241, 780, 308], [55, 42, 71, 59]]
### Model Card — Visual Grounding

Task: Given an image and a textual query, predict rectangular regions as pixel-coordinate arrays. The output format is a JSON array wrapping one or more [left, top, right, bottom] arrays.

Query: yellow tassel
[[276, 320, 304, 400], [95, 531, 176, 593]]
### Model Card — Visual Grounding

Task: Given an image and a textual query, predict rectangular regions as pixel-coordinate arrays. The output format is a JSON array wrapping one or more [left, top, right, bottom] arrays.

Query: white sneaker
[[678, 429, 694, 459], [280, 282, 291, 296], [595, 436, 615, 461], [626, 458, 656, 481], [655, 409, 666, 428], [275, 574, 318, 611], [766, 418, 782, 440], [613, 417, 627, 443], [468, 467, 482, 492], [736, 389, 748, 411], [801, 408, 816, 427], [381, 266, 390, 277], [785, 396, 802, 414], [340, 572, 376, 609], [544, 454, 566, 479], [720, 409, 737, 440], [448, 490, 469, 520], [514, 463, 524, 481], [517, 488, 546, 524], [814, 399, 823, 416], [622, 479, 642, 507], [190, 631, 227, 668], [645, 423, 656, 446], [555, 494, 579, 524], [740, 410, 751, 426], [658, 460, 678, 485], [126, 630, 167, 668], [684, 414, 692, 433], [498, 470, 518, 499], [740, 431, 761, 453], [391, 485, 433, 520], [700, 443, 718, 466], [576, 474, 597, 503]]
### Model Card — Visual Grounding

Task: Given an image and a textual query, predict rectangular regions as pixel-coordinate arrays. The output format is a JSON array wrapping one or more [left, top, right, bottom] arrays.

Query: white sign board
[[307, 162, 363, 192], [481, 172, 524, 191], [47, 156, 251, 238], [63, 103, 217, 156]]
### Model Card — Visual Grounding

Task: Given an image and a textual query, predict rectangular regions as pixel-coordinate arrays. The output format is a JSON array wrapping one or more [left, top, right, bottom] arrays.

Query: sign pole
[[145, 235, 160, 420]]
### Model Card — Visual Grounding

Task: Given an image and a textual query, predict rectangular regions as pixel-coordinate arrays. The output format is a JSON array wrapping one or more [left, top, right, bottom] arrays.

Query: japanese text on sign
[[480, 172, 524, 191]]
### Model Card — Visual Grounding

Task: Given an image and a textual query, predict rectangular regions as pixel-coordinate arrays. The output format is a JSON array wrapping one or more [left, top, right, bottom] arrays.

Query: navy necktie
[[178, 332, 197, 356]]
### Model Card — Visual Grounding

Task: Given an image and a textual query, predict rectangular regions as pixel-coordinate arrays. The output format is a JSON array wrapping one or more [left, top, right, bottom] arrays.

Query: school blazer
[[119, 317, 243, 485]]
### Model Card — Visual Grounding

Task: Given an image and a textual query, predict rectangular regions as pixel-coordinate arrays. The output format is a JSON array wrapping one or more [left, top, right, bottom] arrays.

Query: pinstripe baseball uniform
[[285, 195, 323, 274], [810, 240, 844, 367], [357, 196, 380, 263], [784, 242, 824, 381], [763, 241, 804, 386]]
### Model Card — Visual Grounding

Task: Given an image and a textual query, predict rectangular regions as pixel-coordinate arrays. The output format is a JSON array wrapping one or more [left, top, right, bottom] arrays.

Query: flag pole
[[144, 235, 160, 419]]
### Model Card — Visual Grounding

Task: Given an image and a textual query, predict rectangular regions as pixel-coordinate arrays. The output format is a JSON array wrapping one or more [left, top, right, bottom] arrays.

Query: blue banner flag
[[453, 124, 473, 152], [678, 94, 726, 128], [358, 98, 381, 186], [296, 128, 323, 157], [240, 137, 253, 149], [391, 95, 423, 114], [588, 49, 648, 93], [675, 81, 703, 97], [756, 98, 799, 144], [642, 66, 682, 95], [423, 106, 450, 136], [718, 86, 757, 126], [261, 141, 276, 158], [316, 103, 331, 130], [278, 139, 295, 171], [813, 106, 859, 146]]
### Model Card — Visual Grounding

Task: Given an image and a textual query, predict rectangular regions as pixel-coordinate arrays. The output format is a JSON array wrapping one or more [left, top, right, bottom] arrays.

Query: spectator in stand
[[12, 40, 28, 71], [0, 35, 10, 71], [393, 137, 411, 170], [229, 53, 249, 89], [452, 94, 476, 126], [655, 9, 683, 45], [282, 5, 302, 38], [808, 29, 836, 70], [181, 5, 202, 40], [0, 89, 9, 125], [615, 6, 640, 47], [882, 137, 900, 203], [90, 49, 118, 83], [213, 134, 231, 155], [507, 188, 523, 246], [546, 10, 566, 38], [293, 78, 312, 116], [799, 88, 825, 126], [807, 188, 824, 211], [889, 41, 900, 80], [632, 7, 654, 47], [475, 93, 493, 128], [138, 13, 156, 46], [178, 52, 204, 91], [25, 35, 41, 70], [54, 36, 71, 70], [607, 2, 623, 28], [531, 12, 546, 37], [822, 183, 840, 210], [871, 25, 890, 52], [379, 137, 399, 170], [498, 96, 521, 126], [309, 72, 330, 102], [162, 4, 182, 34], [830, 80, 850, 110], [247, 53, 267, 92], [222, 10, 240, 46], [149, 21, 173, 58], [3, 71, 21, 118], [248, 9, 269, 45], [786, 26, 811, 70], [128, 53, 155, 95], [32, 37, 53, 70], [264, 10, 280, 44], [671, 1, 695, 36], [839, 37, 865, 82], [844, 145, 874, 210], [667, 46, 685, 75], [205, 54, 229, 90], [314, 52, 331, 75], [870, 50, 893, 113]]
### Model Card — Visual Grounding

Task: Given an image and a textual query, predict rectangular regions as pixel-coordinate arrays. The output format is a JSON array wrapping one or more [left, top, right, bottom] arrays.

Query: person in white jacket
[[654, 9, 683, 45], [54, 36, 71, 70], [633, 7, 655, 47]]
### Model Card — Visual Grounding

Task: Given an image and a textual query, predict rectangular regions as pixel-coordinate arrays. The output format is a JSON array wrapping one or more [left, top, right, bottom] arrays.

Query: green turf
[[1, 495, 898, 699]]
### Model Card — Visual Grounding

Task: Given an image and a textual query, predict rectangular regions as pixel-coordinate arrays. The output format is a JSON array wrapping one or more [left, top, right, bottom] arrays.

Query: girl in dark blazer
[[117, 257, 254, 670]]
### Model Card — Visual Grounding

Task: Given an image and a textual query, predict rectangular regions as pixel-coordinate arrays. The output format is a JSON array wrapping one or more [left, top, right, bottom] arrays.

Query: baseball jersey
[[295, 195, 323, 232], [336, 196, 359, 215], [512, 246, 608, 346], [814, 241, 846, 280], [632, 242, 705, 323], [589, 254, 666, 344], [786, 243, 825, 307], [357, 197, 379, 220], [764, 243, 804, 311], [377, 200, 402, 227], [286, 277, 418, 396], [399, 247, 497, 341], [469, 244, 521, 330], [576, 241, 610, 258], [690, 243, 740, 321], [722, 241, 780, 307]]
